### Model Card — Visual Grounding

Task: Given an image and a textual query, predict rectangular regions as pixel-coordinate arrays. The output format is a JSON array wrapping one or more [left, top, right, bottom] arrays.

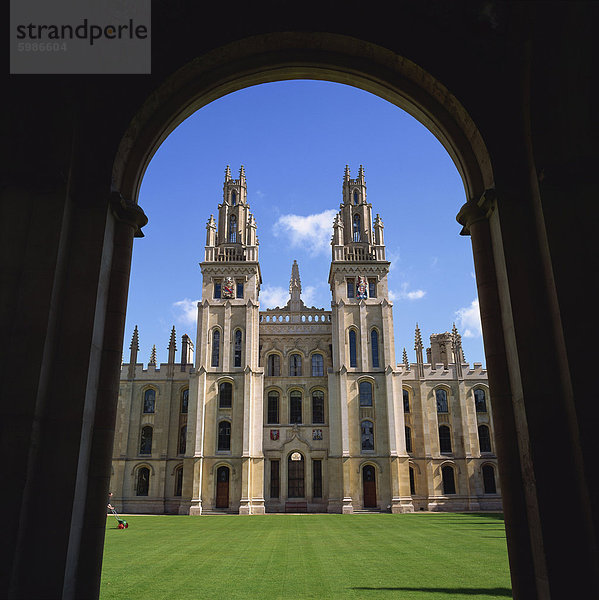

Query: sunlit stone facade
[[110, 167, 501, 514]]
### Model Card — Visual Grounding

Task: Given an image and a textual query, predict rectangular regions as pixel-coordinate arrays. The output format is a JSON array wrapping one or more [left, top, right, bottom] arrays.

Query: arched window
[[311, 354, 324, 376], [181, 388, 189, 414], [267, 391, 279, 424], [482, 465, 497, 494], [219, 382, 232, 408], [361, 420, 375, 451], [439, 425, 452, 453], [312, 390, 325, 424], [405, 426, 412, 453], [359, 381, 373, 406], [234, 329, 242, 367], [478, 425, 492, 453], [231, 190, 237, 205], [403, 389, 410, 413], [143, 389, 155, 414], [229, 214, 237, 242], [267, 354, 280, 376], [289, 353, 302, 376], [211, 330, 220, 367], [371, 329, 379, 368], [349, 329, 357, 367], [409, 467, 416, 495], [353, 190, 359, 205], [174, 466, 183, 497], [353, 214, 361, 242], [136, 467, 150, 496], [217, 420, 231, 451], [442, 465, 456, 494], [436, 389, 448, 413], [290, 391, 302, 424], [139, 426, 152, 455], [179, 425, 187, 455], [474, 389, 487, 412], [288, 453, 305, 498]]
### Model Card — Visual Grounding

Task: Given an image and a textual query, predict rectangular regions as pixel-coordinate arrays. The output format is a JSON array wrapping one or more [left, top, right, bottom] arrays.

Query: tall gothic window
[[439, 425, 452, 453], [288, 453, 305, 498], [312, 391, 325, 424], [311, 354, 324, 377], [409, 467, 416, 495], [270, 460, 280, 498], [136, 467, 150, 496], [353, 190, 359, 205], [214, 280, 221, 299], [361, 420, 374, 451], [474, 388, 487, 412], [371, 329, 379, 368], [403, 389, 410, 413], [143, 389, 155, 414], [179, 425, 187, 455], [211, 330, 220, 367], [442, 465, 456, 494], [483, 465, 497, 494], [349, 330, 357, 367], [267, 391, 279, 424], [353, 214, 361, 242], [405, 426, 412, 453], [313, 460, 322, 498], [229, 214, 237, 242], [346, 278, 355, 298], [359, 381, 373, 407], [181, 388, 189, 414], [436, 389, 448, 413], [234, 329, 242, 367], [174, 466, 183, 497], [236, 281, 244, 298], [231, 190, 237, 205], [290, 391, 302, 424], [139, 426, 152, 455], [289, 354, 302, 376], [217, 421, 231, 451], [219, 382, 232, 408], [267, 354, 280, 376], [478, 425, 492, 453]]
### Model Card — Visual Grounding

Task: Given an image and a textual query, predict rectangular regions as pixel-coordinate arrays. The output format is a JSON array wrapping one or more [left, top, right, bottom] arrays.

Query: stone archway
[[4, 6, 597, 599]]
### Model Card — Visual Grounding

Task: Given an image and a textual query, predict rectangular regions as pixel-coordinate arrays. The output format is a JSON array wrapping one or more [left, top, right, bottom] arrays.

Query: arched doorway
[[215, 466, 230, 509], [362, 465, 377, 508], [287, 452, 305, 498]]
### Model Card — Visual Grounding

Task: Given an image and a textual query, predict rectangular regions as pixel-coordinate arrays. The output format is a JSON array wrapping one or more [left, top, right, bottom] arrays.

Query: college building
[[110, 167, 501, 514]]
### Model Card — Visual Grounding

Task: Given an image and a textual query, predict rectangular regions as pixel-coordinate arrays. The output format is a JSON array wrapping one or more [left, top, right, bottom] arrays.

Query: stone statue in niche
[[222, 276, 235, 298], [356, 276, 368, 299]]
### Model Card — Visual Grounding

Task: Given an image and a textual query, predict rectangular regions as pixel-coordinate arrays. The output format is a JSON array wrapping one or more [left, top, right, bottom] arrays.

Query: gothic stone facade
[[110, 166, 501, 514]]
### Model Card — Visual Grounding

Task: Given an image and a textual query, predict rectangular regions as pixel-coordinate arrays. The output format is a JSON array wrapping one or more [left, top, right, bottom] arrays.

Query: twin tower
[[192, 165, 412, 514]]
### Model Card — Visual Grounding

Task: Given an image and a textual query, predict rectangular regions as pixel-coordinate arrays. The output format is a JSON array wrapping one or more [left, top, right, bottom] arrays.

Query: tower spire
[[452, 323, 464, 378], [344, 164, 350, 181], [224, 165, 231, 181], [128, 326, 139, 378], [288, 260, 303, 311], [414, 323, 424, 378], [168, 326, 177, 362], [148, 344, 157, 366], [403, 347, 409, 370]]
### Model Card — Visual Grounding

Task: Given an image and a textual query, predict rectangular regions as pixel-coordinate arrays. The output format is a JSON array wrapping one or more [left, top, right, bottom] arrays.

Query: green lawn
[[100, 513, 511, 600]]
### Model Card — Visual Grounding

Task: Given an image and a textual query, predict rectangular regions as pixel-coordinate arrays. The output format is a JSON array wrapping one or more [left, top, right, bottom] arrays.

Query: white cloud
[[273, 209, 337, 256], [302, 285, 317, 306], [172, 298, 200, 326], [390, 282, 426, 301], [260, 285, 289, 309], [431, 256, 439, 268], [386, 248, 401, 271], [455, 298, 482, 338]]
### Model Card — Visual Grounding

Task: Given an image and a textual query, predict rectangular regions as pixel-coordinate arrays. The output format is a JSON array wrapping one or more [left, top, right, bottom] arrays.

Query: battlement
[[120, 362, 194, 380], [399, 362, 487, 379]]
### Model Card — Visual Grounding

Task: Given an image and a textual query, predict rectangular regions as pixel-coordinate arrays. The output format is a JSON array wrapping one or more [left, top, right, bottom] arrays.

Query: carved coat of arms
[[222, 276, 235, 298], [356, 276, 368, 299], [270, 429, 279, 441]]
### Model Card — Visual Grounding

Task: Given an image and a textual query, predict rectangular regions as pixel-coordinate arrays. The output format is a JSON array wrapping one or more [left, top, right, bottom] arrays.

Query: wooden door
[[363, 465, 377, 508], [216, 466, 229, 508]]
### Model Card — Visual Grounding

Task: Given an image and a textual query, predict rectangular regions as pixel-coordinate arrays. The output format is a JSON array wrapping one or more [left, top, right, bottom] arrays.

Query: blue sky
[[125, 80, 484, 367]]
